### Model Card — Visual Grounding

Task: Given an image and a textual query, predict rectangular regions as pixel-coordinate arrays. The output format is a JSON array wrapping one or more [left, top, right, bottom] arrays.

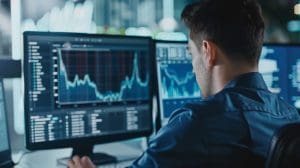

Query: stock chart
[[156, 42, 201, 119], [58, 49, 149, 105], [160, 63, 199, 99]]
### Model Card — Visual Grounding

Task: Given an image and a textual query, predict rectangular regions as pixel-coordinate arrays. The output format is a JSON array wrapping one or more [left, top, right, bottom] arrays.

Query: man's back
[[131, 73, 300, 167]]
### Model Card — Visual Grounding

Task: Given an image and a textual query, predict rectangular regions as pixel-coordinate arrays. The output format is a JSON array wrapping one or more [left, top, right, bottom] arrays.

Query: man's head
[[182, 0, 265, 97]]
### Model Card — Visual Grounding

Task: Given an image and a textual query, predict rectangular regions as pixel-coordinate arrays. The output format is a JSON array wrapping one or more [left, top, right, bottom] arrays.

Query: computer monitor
[[155, 40, 201, 125], [259, 44, 300, 109], [23, 31, 153, 164]]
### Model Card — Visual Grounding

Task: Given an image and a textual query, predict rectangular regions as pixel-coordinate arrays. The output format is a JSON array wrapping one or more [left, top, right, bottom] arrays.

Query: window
[[0, 0, 11, 58]]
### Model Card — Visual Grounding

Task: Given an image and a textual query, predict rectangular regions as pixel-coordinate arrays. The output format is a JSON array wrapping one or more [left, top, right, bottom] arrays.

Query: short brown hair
[[182, 0, 265, 65]]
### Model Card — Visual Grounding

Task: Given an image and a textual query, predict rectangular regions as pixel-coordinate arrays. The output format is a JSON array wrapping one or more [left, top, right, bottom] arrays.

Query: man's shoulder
[[169, 86, 291, 120], [169, 95, 226, 122]]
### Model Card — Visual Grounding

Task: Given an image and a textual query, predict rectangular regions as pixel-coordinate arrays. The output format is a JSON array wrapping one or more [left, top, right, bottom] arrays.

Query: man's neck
[[210, 63, 258, 95]]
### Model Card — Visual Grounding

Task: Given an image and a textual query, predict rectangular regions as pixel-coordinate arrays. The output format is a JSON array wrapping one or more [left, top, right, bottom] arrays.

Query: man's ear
[[202, 40, 217, 67]]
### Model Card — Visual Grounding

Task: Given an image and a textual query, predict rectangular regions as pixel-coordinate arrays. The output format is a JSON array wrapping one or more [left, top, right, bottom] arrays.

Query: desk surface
[[13, 142, 144, 168]]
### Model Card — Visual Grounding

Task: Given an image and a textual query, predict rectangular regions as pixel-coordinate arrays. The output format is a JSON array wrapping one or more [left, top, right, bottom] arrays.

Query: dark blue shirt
[[131, 72, 300, 168]]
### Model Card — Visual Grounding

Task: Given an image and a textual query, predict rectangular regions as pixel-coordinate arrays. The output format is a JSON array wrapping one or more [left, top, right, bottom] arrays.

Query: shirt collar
[[224, 72, 268, 90]]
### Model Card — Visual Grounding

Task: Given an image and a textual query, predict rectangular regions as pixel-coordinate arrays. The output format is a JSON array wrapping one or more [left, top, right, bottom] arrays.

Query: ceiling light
[[295, 4, 300, 15]]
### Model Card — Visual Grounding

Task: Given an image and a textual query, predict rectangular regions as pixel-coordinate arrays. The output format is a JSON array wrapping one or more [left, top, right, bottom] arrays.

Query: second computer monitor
[[156, 42, 300, 124], [155, 40, 201, 125], [259, 44, 300, 109]]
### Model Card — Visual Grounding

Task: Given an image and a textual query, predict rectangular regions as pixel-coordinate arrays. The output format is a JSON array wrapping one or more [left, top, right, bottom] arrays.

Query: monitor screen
[[259, 44, 300, 109], [24, 32, 153, 150], [155, 41, 201, 124]]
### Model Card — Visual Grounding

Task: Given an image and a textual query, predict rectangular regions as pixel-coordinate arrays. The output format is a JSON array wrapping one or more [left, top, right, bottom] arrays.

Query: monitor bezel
[[154, 40, 191, 128], [0, 78, 13, 166], [23, 31, 154, 150], [263, 43, 300, 47]]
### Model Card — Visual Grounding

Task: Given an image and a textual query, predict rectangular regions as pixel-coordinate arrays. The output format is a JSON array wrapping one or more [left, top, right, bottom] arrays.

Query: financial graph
[[158, 62, 200, 119], [156, 43, 201, 119], [58, 49, 149, 104], [160, 63, 200, 99], [158, 63, 200, 118]]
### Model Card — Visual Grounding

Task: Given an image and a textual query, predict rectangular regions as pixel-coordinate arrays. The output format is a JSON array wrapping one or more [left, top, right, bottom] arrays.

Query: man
[[68, 0, 300, 167]]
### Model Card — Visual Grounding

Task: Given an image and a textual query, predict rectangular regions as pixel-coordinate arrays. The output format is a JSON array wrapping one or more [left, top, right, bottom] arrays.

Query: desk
[[13, 142, 144, 168]]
